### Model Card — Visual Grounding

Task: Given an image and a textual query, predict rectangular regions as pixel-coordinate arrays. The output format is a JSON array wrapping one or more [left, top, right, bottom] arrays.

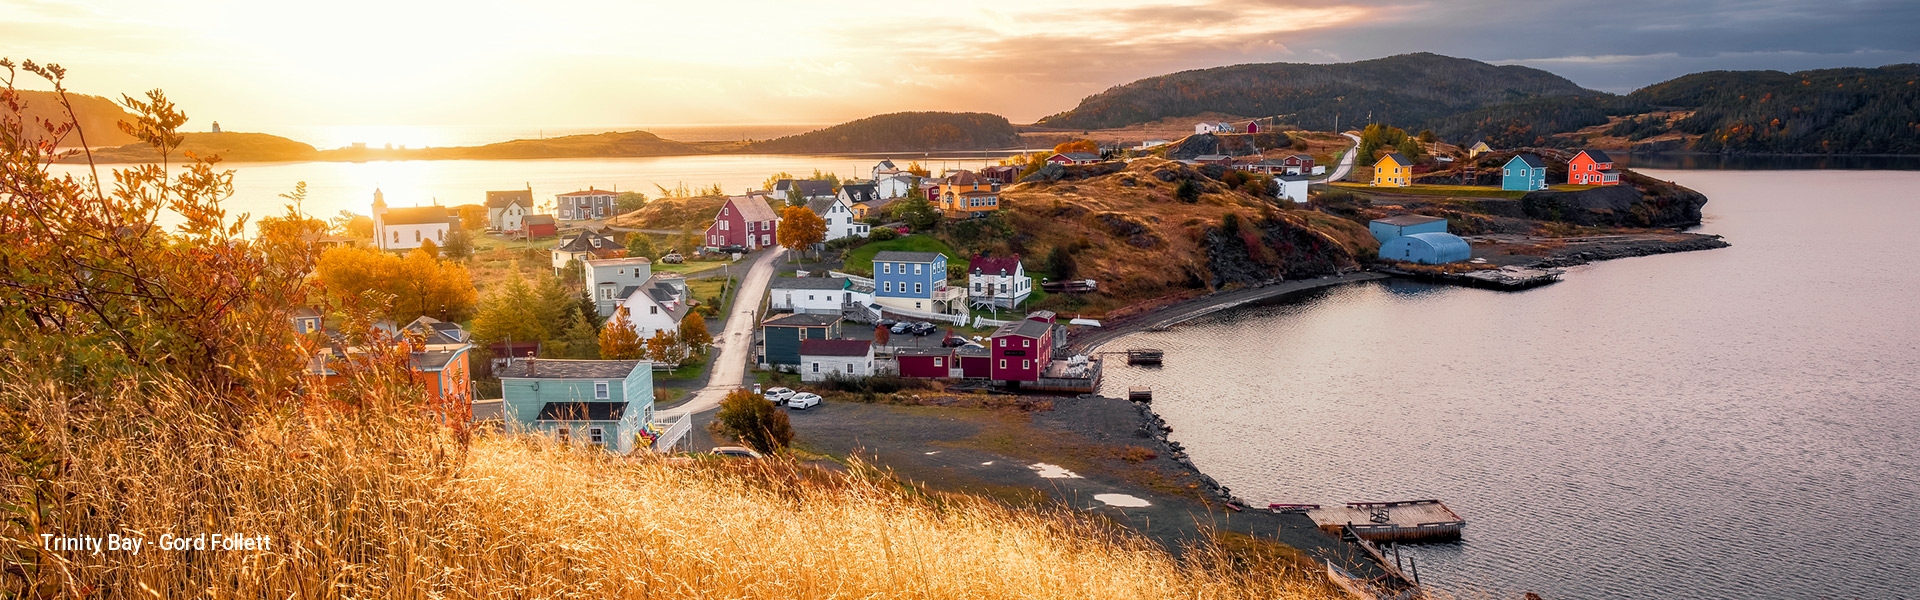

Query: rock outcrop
[[1519, 176, 1707, 228]]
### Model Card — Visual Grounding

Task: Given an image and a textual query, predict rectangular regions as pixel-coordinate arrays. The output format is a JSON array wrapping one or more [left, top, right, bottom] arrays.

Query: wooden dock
[[1303, 500, 1465, 543], [1127, 386, 1152, 402], [1125, 348, 1164, 365]]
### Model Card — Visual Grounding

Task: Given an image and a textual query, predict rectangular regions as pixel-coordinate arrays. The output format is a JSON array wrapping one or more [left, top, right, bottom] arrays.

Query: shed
[[761, 313, 842, 369], [798, 339, 874, 382], [956, 344, 991, 379], [1381, 232, 1472, 265], [1368, 214, 1448, 244], [895, 347, 955, 379]]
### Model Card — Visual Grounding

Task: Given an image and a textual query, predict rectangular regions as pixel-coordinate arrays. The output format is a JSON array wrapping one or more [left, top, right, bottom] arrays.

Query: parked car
[[941, 336, 970, 348], [876, 319, 899, 329], [711, 446, 763, 459], [718, 244, 747, 254], [785, 392, 822, 410], [912, 322, 936, 336], [890, 321, 915, 334], [661, 252, 685, 264], [763, 387, 795, 404]]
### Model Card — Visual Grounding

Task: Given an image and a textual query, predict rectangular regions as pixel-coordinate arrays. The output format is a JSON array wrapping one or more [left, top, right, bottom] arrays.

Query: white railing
[[972, 315, 1012, 328], [877, 304, 967, 326], [828, 271, 874, 287], [651, 416, 690, 454]]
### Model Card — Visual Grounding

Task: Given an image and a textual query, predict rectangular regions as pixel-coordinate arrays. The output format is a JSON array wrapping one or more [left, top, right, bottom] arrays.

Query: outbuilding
[[1380, 232, 1472, 265], [1369, 214, 1448, 244], [761, 313, 843, 369], [894, 347, 955, 379], [799, 339, 875, 382], [1275, 175, 1309, 204]]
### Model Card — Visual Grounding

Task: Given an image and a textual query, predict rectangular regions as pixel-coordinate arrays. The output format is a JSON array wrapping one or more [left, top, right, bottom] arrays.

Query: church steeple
[[372, 188, 387, 211]]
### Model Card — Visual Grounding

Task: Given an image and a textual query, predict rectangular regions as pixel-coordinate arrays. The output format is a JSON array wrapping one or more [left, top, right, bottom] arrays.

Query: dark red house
[[956, 344, 991, 379], [895, 347, 954, 378], [990, 314, 1054, 383], [704, 194, 781, 250], [980, 165, 1019, 184], [522, 214, 558, 238]]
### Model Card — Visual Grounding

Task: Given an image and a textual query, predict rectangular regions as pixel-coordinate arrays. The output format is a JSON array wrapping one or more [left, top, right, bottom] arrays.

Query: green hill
[[1037, 53, 1597, 131], [316, 130, 704, 161], [1625, 64, 1920, 154], [748, 111, 1018, 153]]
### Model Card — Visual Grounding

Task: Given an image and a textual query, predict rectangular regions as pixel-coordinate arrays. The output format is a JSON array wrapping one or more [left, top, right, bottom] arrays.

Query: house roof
[[382, 206, 455, 226], [485, 190, 533, 208], [409, 350, 464, 371], [763, 313, 842, 328], [555, 230, 625, 253], [1379, 153, 1412, 166], [800, 338, 872, 357], [523, 214, 556, 226], [1372, 214, 1448, 227], [617, 285, 640, 300], [795, 180, 836, 198], [857, 197, 897, 211], [1288, 154, 1313, 161], [840, 183, 879, 203], [875, 159, 897, 171], [968, 254, 1023, 275], [771, 276, 849, 291], [496, 359, 643, 379], [626, 273, 690, 322], [1278, 175, 1311, 182], [894, 347, 954, 357], [806, 197, 839, 217], [955, 344, 989, 356], [1576, 149, 1614, 163], [993, 318, 1051, 339], [1055, 152, 1099, 161], [557, 189, 616, 197], [586, 256, 651, 268], [727, 195, 781, 222], [873, 250, 945, 263], [535, 401, 627, 421], [1507, 154, 1546, 168], [292, 306, 323, 319], [1471, 141, 1492, 149], [1193, 154, 1231, 161]]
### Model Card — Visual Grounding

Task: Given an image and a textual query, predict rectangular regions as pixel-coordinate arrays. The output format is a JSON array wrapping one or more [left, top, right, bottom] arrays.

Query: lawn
[[839, 235, 958, 277], [1331, 182, 1529, 199], [653, 257, 733, 275]]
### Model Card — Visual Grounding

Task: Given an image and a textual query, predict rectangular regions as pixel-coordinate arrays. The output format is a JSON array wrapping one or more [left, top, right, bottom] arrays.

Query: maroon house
[[989, 315, 1054, 383], [895, 347, 954, 378], [522, 214, 558, 238], [704, 194, 780, 250], [956, 345, 991, 378]]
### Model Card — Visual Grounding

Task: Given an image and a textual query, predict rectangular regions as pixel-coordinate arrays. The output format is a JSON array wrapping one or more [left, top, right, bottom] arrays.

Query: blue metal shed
[[1380, 232, 1472, 264], [1369, 215, 1448, 244]]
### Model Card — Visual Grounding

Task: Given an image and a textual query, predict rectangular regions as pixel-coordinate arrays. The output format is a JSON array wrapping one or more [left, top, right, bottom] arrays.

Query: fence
[[827, 270, 874, 287], [971, 315, 1012, 328], [877, 304, 968, 326], [651, 416, 691, 454]]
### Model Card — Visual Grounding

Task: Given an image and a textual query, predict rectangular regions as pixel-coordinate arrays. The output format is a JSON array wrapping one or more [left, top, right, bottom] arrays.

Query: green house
[[496, 358, 653, 454], [761, 313, 842, 369]]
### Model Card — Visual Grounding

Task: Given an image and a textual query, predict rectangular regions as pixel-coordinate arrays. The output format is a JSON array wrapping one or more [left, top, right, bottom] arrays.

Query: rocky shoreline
[[1529, 233, 1731, 268]]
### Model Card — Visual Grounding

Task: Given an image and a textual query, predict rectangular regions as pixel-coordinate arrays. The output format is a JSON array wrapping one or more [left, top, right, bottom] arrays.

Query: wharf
[[1299, 500, 1466, 543]]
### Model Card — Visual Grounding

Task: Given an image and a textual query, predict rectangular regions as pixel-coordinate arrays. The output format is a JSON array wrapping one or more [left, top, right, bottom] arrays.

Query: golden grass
[[4, 373, 1345, 599]]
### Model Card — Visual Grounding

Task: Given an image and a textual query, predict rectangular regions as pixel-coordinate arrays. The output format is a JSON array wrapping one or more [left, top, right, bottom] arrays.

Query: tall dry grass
[[3, 371, 1345, 599]]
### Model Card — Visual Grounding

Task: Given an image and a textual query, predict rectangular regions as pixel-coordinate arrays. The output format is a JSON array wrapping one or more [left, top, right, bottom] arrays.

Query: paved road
[[1313, 132, 1362, 184], [656, 247, 784, 420]]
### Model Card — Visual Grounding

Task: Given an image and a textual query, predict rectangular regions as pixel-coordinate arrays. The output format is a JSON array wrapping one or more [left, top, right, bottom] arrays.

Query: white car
[[785, 392, 822, 410], [763, 387, 796, 404]]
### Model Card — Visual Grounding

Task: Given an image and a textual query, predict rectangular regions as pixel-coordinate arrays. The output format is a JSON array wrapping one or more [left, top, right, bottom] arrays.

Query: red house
[[1047, 152, 1100, 166], [957, 345, 991, 378], [895, 347, 954, 378], [1246, 121, 1261, 134], [980, 165, 1019, 184], [1568, 150, 1622, 186], [989, 313, 1055, 383], [522, 214, 558, 238], [704, 194, 780, 250]]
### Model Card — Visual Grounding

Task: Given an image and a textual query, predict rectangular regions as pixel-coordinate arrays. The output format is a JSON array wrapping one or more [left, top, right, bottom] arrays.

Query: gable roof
[[873, 250, 945, 263], [771, 276, 849, 291], [894, 346, 955, 357], [806, 197, 840, 217], [1055, 152, 1099, 161], [800, 338, 872, 357], [1378, 153, 1412, 166], [382, 206, 455, 226], [523, 214, 556, 226], [839, 183, 879, 203], [1575, 149, 1613, 163], [485, 190, 533, 208], [496, 359, 642, 379], [763, 313, 842, 328], [557, 189, 616, 197], [535, 401, 627, 421], [875, 159, 897, 171], [725, 195, 781, 222], [626, 273, 690, 322], [993, 318, 1051, 339], [793, 180, 835, 198], [409, 349, 464, 372], [555, 230, 625, 253], [968, 254, 1023, 276], [1506, 154, 1546, 169], [1193, 154, 1231, 161], [1372, 214, 1447, 227]]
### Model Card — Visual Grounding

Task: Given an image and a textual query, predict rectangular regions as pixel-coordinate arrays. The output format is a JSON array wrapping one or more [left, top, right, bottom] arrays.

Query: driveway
[[1314, 132, 1362, 184], [656, 247, 785, 419]]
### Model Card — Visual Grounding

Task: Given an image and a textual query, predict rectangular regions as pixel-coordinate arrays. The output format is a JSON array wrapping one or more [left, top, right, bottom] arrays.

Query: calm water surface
[[1099, 170, 1920, 599]]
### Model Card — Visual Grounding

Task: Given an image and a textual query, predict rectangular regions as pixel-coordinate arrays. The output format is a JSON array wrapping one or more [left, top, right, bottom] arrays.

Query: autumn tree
[[778, 205, 827, 262], [626, 233, 658, 260], [331, 210, 374, 238], [599, 310, 645, 359], [762, 172, 795, 191], [1053, 139, 1098, 155], [470, 270, 547, 346], [678, 311, 712, 351], [711, 389, 793, 453], [904, 161, 930, 177], [316, 245, 478, 322], [644, 328, 679, 366], [455, 204, 488, 230], [1047, 245, 1078, 280], [417, 238, 440, 259]]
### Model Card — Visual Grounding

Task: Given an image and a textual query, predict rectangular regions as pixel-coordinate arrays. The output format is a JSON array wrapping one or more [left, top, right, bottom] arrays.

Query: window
[[913, 264, 922, 275], [884, 263, 891, 274], [811, 362, 820, 373], [1023, 360, 1032, 369], [589, 428, 605, 444], [595, 382, 610, 399], [557, 427, 571, 441], [998, 359, 1007, 369], [392, 232, 399, 243], [808, 294, 815, 301], [998, 339, 1006, 347], [413, 230, 421, 242], [914, 283, 923, 294], [650, 305, 659, 314], [437, 229, 444, 241], [1023, 339, 1031, 348], [934, 357, 944, 367], [884, 282, 893, 292]]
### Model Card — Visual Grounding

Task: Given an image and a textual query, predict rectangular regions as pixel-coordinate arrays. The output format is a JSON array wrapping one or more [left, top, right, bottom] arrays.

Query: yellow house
[[936, 170, 1001, 219], [1372, 153, 1413, 187], [1468, 141, 1492, 157]]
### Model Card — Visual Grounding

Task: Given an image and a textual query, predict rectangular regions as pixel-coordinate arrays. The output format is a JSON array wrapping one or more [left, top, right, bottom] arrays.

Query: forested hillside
[[1627, 65, 1920, 154], [749, 112, 1018, 152], [4, 89, 140, 146]]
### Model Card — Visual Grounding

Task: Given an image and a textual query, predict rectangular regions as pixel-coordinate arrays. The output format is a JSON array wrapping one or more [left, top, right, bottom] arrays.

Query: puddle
[[1029, 463, 1082, 479], [1093, 494, 1151, 508]]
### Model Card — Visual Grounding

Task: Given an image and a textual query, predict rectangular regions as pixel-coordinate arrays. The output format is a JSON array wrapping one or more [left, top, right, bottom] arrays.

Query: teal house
[[496, 359, 653, 454], [760, 313, 842, 369], [1502, 154, 1549, 191]]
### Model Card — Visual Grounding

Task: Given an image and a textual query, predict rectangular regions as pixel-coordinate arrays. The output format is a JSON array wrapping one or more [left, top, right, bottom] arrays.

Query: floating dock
[[1300, 500, 1465, 543], [1127, 386, 1152, 402], [1125, 348, 1164, 365]]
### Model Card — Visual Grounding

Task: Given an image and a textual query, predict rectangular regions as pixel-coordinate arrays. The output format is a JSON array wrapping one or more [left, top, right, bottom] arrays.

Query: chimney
[[526, 356, 537, 377]]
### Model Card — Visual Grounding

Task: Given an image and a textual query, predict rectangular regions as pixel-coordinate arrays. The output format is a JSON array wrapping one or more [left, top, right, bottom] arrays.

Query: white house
[[871, 159, 900, 180], [552, 230, 626, 273], [1195, 122, 1234, 135], [874, 173, 917, 199], [583, 257, 654, 318], [613, 274, 692, 340], [485, 189, 533, 232], [371, 189, 455, 252], [966, 255, 1031, 309], [798, 339, 874, 382], [769, 277, 872, 315], [814, 191, 872, 242], [1276, 175, 1310, 204]]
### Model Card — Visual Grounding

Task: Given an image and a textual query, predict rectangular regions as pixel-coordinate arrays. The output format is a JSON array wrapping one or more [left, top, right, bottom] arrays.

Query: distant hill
[[1623, 64, 1920, 154], [1037, 53, 1596, 131], [317, 130, 704, 161], [5, 90, 140, 147], [748, 112, 1018, 153], [76, 132, 319, 163]]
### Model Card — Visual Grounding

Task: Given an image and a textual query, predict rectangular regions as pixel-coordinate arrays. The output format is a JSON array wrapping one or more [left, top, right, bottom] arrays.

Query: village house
[[989, 314, 1054, 384], [1502, 154, 1550, 191], [936, 170, 1001, 219], [705, 194, 781, 250], [1468, 140, 1493, 158], [798, 339, 875, 382], [495, 359, 654, 454], [485, 188, 534, 232], [1275, 175, 1310, 204], [1568, 150, 1622, 185], [872, 251, 964, 316], [1195, 122, 1234, 135], [816, 189, 872, 241], [1380, 232, 1472, 265], [306, 317, 474, 409], [1136, 139, 1169, 151], [583, 256, 653, 318], [894, 346, 956, 379], [773, 179, 836, 202], [290, 307, 324, 334], [371, 189, 457, 252], [1369, 214, 1449, 244], [1372, 153, 1414, 187], [521, 214, 558, 238], [760, 313, 842, 369], [850, 195, 896, 221], [1046, 152, 1100, 166], [980, 165, 1019, 184], [552, 230, 626, 273], [613, 274, 692, 340], [871, 159, 900, 180], [1192, 154, 1234, 166], [1245, 120, 1262, 134], [967, 254, 1031, 309], [555, 188, 617, 221], [769, 277, 870, 315]]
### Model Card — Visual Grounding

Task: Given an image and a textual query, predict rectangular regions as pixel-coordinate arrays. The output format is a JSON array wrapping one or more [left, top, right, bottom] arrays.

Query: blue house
[[871, 250, 962, 315], [495, 359, 654, 454], [760, 313, 842, 369], [1369, 215, 1448, 244], [1502, 154, 1549, 191], [1380, 232, 1472, 264]]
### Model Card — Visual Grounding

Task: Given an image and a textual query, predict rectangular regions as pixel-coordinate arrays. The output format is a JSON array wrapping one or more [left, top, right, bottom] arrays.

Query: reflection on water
[[1622, 153, 1920, 171], [1100, 170, 1920, 599]]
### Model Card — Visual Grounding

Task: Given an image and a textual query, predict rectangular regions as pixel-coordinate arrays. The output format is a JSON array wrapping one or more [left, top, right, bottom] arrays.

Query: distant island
[[745, 111, 1019, 153]]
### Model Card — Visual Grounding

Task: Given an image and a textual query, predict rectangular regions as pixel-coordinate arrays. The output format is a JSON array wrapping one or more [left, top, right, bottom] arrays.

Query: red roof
[[557, 189, 616, 197], [799, 339, 872, 357], [968, 254, 1022, 275]]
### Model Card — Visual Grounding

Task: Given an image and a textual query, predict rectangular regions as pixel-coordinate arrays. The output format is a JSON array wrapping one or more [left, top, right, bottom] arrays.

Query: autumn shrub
[[709, 389, 794, 453]]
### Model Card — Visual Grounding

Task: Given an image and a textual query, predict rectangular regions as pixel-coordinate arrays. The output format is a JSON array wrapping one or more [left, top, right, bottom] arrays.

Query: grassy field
[[840, 235, 959, 277], [1331, 182, 1529, 199]]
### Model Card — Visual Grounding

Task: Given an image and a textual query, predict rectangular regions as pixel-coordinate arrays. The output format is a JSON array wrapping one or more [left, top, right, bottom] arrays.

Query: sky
[[6, 0, 1916, 146]]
